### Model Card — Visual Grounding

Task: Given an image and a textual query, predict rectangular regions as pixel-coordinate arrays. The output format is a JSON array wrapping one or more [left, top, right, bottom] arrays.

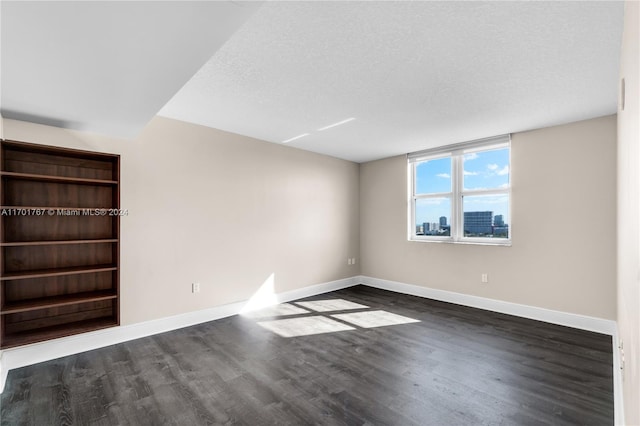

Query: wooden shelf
[[1, 265, 118, 281], [0, 171, 117, 185], [1, 140, 120, 348], [1, 317, 118, 349], [1, 239, 118, 247], [1, 290, 117, 314]]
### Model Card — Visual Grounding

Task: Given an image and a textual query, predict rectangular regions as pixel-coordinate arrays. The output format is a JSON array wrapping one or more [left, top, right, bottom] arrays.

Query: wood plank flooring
[[0, 286, 614, 425]]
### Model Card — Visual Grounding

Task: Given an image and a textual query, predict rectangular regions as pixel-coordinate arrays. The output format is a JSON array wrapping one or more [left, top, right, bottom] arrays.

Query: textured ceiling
[[1, 1, 262, 138], [1, 1, 624, 163], [160, 1, 624, 163]]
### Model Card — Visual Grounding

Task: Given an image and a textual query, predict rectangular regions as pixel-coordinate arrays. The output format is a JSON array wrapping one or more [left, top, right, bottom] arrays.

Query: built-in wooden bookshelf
[[0, 140, 120, 348]]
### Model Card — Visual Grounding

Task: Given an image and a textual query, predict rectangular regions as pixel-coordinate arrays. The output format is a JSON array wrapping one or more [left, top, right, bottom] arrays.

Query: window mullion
[[452, 154, 462, 241], [410, 162, 416, 239]]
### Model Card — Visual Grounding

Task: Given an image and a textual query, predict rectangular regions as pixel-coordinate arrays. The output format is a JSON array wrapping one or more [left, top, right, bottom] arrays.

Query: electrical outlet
[[352, 258, 356, 265], [192, 282, 200, 293], [347, 258, 351, 265], [481, 273, 488, 283]]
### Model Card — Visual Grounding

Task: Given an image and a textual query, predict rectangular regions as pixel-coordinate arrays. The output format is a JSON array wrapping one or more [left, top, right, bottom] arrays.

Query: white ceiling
[[0, 1, 262, 138], [2, 1, 624, 163]]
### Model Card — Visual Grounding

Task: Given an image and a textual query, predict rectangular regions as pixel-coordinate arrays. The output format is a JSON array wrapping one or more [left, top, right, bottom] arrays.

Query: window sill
[[409, 238, 512, 247]]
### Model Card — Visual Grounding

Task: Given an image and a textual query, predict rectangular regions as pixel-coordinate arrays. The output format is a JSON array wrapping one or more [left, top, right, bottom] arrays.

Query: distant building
[[464, 211, 493, 236], [439, 216, 447, 227], [418, 221, 451, 236], [494, 214, 504, 227]]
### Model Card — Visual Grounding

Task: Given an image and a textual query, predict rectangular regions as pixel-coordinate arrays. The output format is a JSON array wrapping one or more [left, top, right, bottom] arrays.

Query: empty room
[[0, 1, 638, 425]]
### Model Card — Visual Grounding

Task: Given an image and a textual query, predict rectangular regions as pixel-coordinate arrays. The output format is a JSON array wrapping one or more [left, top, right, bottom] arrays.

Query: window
[[409, 135, 511, 244]]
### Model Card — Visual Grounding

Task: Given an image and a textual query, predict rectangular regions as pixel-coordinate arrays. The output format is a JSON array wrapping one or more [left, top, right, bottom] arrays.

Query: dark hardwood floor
[[0, 285, 613, 425]]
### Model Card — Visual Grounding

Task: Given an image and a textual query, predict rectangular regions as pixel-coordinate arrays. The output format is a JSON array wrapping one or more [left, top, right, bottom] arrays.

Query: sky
[[415, 148, 510, 225]]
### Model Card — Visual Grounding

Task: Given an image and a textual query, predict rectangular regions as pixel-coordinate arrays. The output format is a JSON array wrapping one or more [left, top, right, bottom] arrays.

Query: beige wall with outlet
[[617, 1, 639, 423], [360, 115, 617, 320], [3, 116, 361, 325]]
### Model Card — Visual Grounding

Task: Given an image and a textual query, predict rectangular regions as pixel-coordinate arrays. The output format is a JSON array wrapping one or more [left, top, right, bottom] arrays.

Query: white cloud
[[497, 165, 509, 176], [487, 163, 499, 171], [464, 153, 479, 161], [463, 170, 478, 176], [436, 173, 450, 179]]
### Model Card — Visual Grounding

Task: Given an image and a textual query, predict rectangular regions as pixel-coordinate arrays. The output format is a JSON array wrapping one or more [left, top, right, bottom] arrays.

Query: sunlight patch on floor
[[331, 310, 420, 328], [241, 303, 310, 318], [257, 316, 355, 337], [295, 299, 369, 312]]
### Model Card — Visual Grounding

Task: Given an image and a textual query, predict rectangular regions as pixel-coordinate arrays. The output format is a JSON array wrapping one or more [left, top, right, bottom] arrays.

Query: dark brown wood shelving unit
[[0, 140, 120, 349]]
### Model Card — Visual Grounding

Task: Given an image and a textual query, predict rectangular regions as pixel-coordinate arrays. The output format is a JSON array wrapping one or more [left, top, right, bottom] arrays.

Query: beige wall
[[361, 115, 617, 319], [3, 116, 361, 325], [617, 1, 640, 424]]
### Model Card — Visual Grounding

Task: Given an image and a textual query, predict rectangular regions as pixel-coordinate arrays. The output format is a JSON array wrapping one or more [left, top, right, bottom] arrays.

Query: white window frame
[[408, 135, 511, 246]]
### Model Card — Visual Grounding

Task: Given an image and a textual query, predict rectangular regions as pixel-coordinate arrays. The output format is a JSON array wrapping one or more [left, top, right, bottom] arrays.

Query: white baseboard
[[612, 327, 626, 426], [357, 275, 617, 335], [0, 276, 358, 393], [273, 275, 361, 305]]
